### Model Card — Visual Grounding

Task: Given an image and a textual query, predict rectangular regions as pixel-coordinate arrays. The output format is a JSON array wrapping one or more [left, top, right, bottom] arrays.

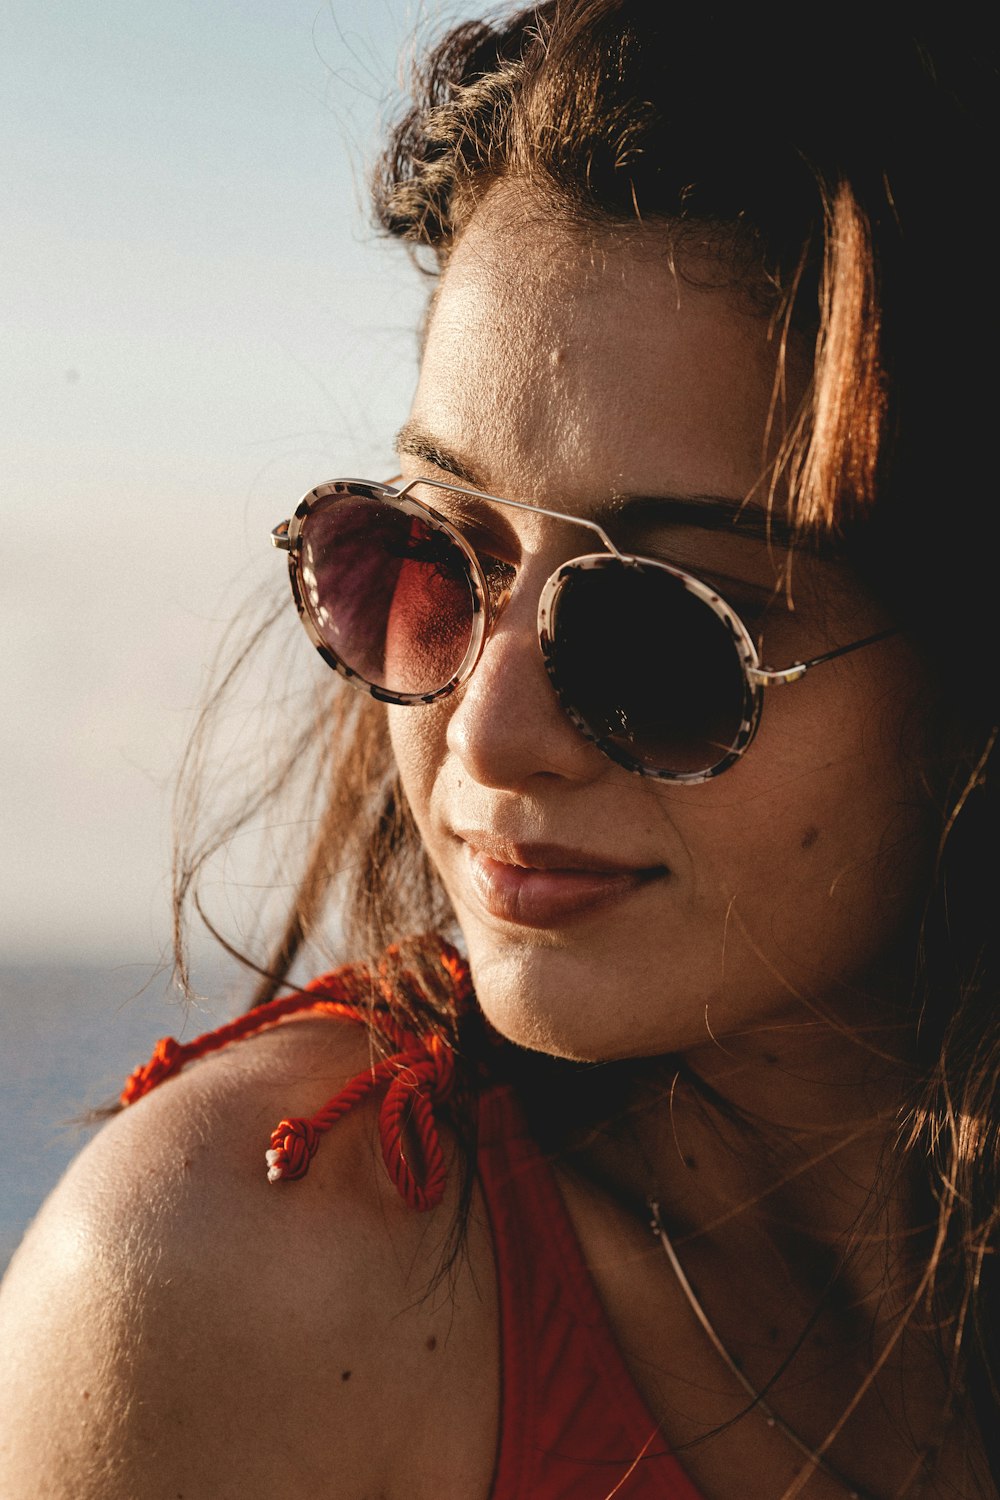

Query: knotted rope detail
[[121, 947, 470, 1212], [265, 1032, 456, 1209]]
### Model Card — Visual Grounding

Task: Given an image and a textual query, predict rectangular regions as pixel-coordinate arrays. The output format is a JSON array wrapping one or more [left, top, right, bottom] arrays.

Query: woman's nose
[[445, 566, 609, 790]]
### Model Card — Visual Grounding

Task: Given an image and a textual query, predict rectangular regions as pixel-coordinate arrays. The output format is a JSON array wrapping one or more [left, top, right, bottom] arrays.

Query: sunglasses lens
[[549, 561, 751, 776], [298, 494, 477, 696]]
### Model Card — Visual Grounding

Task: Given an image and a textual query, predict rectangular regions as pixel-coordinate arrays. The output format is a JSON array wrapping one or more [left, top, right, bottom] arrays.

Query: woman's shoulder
[[0, 1013, 499, 1499]]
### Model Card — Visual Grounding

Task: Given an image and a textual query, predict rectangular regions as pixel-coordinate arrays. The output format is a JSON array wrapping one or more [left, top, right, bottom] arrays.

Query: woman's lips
[[462, 842, 666, 927]]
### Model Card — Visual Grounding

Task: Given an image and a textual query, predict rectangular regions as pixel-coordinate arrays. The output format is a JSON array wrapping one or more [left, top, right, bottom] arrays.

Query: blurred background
[[1, 0, 479, 1270]]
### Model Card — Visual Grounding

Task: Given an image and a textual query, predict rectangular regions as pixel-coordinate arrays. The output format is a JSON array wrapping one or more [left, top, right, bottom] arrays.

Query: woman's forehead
[[411, 205, 812, 517]]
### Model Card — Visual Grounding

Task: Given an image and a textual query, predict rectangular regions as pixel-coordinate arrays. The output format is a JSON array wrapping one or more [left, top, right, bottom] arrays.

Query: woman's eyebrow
[[395, 422, 484, 488], [394, 423, 528, 552], [396, 421, 802, 552], [617, 494, 798, 550]]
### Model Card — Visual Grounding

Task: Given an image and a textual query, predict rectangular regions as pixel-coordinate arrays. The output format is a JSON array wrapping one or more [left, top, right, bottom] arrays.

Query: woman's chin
[[466, 940, 688, 1064]]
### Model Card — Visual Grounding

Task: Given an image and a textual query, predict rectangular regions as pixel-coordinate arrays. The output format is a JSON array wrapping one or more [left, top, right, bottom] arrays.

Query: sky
[[2, 0, 482, 964]]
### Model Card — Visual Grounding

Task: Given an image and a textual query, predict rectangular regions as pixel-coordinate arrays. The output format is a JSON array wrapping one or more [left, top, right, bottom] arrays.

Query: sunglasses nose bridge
[[463, 561, 575, 727]]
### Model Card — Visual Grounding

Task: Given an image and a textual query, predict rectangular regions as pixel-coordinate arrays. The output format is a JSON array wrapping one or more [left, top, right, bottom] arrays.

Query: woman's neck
[[574, 1007, 918, 1331], [551, 1017, 971, 1497]]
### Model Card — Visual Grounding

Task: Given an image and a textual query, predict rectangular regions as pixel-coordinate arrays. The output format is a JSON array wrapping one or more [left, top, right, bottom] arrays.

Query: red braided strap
[[120, 989, 340, 1104], [121, 946, 470, 1213], [379, 1034, 455, 1210]]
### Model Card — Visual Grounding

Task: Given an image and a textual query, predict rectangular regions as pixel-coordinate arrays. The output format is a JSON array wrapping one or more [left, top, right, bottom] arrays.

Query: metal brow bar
[[395, 476, 624, 557], [749, 626, 898, 687]]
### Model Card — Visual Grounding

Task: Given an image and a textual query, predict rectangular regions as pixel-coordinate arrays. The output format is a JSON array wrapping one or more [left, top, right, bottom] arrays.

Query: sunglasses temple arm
[[750, 626, 899, 687]]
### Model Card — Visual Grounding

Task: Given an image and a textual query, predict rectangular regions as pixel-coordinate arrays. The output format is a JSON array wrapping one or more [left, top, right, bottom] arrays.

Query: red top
[[478, 1085, 705, 1500]]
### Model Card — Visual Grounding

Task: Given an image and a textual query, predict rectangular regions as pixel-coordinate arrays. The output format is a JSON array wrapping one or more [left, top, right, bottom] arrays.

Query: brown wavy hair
[[173, 2, 999, 1480]]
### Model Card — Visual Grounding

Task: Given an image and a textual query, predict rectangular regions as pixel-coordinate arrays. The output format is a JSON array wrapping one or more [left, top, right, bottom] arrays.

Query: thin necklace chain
[[648, 1198, 883, 1500]]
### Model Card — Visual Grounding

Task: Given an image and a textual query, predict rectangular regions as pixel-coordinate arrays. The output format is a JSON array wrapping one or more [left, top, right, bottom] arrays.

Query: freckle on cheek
[[800, 825, 820, 851]]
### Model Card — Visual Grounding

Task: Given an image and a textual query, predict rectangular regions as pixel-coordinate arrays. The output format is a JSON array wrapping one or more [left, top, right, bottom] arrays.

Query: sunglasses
[[271, 476, 894, 784]]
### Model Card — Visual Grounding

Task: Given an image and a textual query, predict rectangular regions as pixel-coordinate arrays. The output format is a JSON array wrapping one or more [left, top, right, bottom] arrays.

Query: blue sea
[[0, 956, 244, 1274]]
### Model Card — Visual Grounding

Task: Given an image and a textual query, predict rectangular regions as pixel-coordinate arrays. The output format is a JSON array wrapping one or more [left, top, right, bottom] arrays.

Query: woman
[[1, 4, 995, 1496]]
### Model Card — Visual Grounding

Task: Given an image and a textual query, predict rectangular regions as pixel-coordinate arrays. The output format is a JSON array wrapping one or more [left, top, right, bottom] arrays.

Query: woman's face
[[389, 197, 930, 1064]]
